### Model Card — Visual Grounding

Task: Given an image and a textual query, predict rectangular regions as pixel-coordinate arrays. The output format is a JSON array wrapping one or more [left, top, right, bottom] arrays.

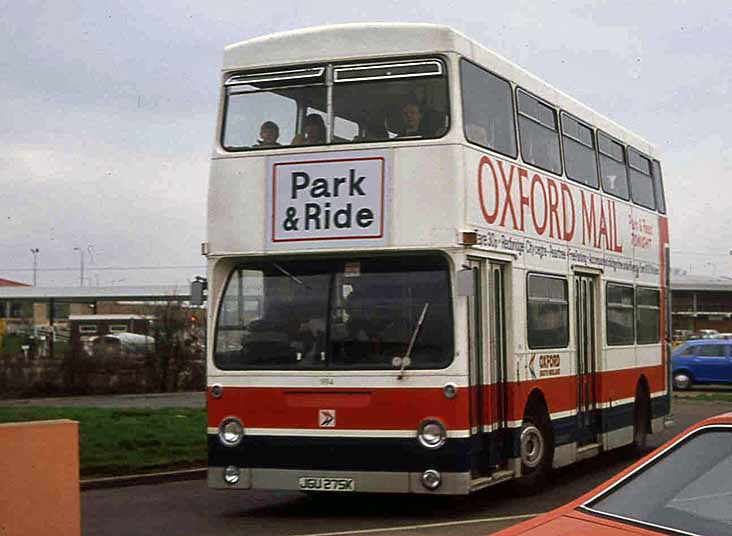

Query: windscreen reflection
[[585, 428, 732, 536]]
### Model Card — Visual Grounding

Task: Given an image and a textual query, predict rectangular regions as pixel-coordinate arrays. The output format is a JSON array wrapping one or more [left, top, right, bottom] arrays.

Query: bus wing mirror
[[190, 277, 207, 306], [456, 268, 476, 297]]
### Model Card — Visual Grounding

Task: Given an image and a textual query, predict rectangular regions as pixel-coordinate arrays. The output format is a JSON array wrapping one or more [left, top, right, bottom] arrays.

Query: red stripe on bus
[[207, 364, 665, 429], [208, 385, 471, 430]]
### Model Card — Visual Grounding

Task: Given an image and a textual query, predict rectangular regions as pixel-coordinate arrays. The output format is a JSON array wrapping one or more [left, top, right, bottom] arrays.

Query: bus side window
[[606, 282, 635, 345], [628, 148, 656, 210], [517, 89, 562, 175], [561, 113, 599, 189], [598, 132, 630, 200], [527, 274, 569, 349], [652, 160, 667, 214], [460, 59, 517, 158]]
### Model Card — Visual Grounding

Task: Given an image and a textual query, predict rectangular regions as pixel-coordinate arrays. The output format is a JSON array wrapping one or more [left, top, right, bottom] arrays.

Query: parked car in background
[[492, 412, 732, 536], [715, 332, 732, 340], [86, 332, 155, 357], [672, 329, 692, 343], [672, 339, 732, 390], [687, 329, 719, 340]]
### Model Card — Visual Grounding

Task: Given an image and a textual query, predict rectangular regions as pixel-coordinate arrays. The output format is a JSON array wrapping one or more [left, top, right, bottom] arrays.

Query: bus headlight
[[218, 417, 244, 447], [417, 419, 446, 449]]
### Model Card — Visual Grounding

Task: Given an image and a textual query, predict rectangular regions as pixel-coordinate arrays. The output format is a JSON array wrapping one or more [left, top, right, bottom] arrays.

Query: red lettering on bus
[[598, 200, 609, 249], [546, 177, 561, 239], [561, 182, 575, 241], [612, 201, 623, 253], [478, 155, 624, 251], [477, 156, 499, 224], [498, 161, 519, 230], [518, 167, 530, 231], [530, 174, 548, 235], [581, 191, 596, 247]]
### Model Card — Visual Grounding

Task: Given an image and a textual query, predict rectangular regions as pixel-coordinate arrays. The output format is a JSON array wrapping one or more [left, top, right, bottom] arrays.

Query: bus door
[[575, 274, 598, 444], [465, 259, 510, 476], [486, 262, 510, 468], [465, 258, 485, 476]]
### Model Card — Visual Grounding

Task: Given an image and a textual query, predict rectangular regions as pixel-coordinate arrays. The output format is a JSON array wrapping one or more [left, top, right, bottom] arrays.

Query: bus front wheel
[[513, 412, 553, 494]]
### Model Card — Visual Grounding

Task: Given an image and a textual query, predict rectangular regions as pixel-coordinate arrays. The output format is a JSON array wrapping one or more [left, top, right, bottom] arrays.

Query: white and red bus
[[204, 23, 670, 495]]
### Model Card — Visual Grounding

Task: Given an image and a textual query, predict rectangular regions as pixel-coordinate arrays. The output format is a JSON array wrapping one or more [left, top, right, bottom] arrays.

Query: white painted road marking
[[293, 512, 541, 536]]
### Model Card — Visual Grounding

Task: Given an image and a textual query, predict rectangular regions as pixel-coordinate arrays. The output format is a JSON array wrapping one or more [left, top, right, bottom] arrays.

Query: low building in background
[[0, 285, 205, 397], [671, 274, 732, 337]]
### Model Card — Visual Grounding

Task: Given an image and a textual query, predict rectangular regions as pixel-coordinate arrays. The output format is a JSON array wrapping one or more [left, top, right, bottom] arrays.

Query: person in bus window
[[291, 114, 326, 145], [254, 121, 281, 147], [399, 101, 425, 137]]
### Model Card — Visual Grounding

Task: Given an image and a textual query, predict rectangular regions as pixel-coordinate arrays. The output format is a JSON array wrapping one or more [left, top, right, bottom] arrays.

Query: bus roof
[[223, 23, 656, 155]]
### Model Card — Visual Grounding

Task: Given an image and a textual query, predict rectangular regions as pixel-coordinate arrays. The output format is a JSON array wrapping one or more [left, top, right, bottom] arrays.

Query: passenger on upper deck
[[254, 121, 281, 148], [399, 101, 426, 138], [291, 114, 326, 146], [396, 100, 448, 138]]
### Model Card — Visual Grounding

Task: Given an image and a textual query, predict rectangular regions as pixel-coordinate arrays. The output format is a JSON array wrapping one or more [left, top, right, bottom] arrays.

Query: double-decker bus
[[204, 23, 670, 495]]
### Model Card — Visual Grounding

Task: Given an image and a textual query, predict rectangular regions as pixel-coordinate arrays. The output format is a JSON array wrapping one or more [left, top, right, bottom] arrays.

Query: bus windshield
[[214, 254, 453, 370], [222, 58, 449, 150]]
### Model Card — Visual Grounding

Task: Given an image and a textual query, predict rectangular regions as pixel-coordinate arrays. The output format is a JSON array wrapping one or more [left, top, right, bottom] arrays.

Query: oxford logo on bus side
[[319, 409, 336, 428], [267, 151, 389, 248]]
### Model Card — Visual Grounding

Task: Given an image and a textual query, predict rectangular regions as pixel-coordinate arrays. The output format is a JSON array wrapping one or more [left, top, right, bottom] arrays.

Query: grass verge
[[676, 392, 732, 403], [0, 407, 206, 477]]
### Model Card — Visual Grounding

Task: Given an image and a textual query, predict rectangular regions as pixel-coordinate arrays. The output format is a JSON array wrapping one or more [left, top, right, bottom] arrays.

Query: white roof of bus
[[224, 23, 656, 156]]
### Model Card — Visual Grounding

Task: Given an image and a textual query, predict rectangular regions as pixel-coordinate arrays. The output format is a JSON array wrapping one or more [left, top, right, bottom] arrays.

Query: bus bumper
[[207, 466, 472, 494]]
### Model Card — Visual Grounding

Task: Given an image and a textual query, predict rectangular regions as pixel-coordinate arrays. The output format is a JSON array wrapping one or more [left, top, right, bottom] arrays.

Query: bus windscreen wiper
[[272, 262, 309, 289], [397, 302, 430, 380]]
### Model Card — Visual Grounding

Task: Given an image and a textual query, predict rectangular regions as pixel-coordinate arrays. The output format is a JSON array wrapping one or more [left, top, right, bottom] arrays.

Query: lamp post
[[30, 248, 39, 286], [73, 247, 85, 287]]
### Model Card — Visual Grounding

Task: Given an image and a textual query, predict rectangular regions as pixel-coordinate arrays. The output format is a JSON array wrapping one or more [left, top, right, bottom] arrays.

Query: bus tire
[[513, 411, 553, 494], [629, 384, 650, 455]]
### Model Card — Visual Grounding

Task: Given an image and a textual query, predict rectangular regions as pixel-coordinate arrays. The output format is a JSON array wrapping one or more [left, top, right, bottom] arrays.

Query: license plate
[[298, 477, 355, 492]]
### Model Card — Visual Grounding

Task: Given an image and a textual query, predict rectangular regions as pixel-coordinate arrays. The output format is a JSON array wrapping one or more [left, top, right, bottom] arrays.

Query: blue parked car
[[672, 339, 732, 390]]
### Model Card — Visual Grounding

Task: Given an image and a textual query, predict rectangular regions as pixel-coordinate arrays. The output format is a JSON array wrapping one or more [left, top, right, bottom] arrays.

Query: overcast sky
[[1, 0, 730, 286]]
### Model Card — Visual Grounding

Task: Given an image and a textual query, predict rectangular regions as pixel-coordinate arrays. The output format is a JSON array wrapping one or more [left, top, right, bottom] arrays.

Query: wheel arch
[[523, 388, 552, 435], [673, 367, 694, 379]]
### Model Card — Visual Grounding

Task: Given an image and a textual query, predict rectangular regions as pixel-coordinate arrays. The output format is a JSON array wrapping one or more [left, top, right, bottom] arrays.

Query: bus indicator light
[[460, 231, 478, 246]]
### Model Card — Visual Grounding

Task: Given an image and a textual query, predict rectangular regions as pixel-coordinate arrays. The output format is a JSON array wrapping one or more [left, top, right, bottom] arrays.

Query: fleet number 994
[[298, 477, 355, 492]]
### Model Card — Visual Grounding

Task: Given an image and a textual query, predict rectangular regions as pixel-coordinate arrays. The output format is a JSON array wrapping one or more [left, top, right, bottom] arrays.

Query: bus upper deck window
[[652, 160, 666, 214], [332, 59, 450, 144], [221, 59, 449, 151], [222, 67, 326, 151], [598, 132, 630, 200], [517, 89, 562, 175], [460, 59, 517, 158]]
